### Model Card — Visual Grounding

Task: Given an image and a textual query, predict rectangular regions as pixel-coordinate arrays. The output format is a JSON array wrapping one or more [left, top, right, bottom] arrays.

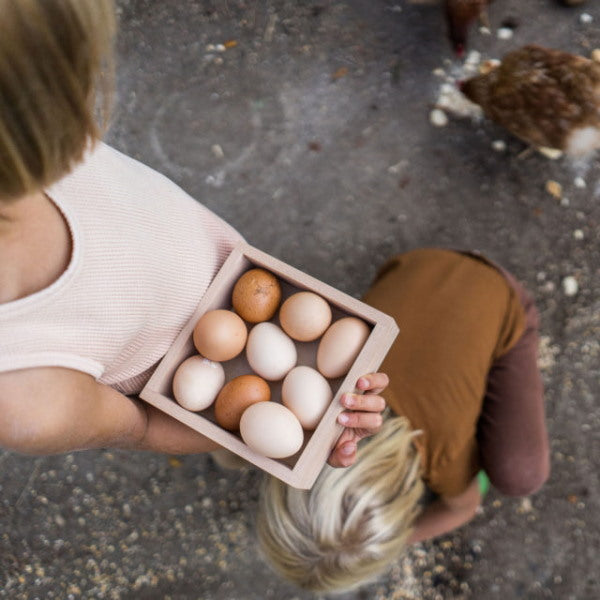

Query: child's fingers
[[356, 372, 389, 394], [337, 410, 383, 430], [330, 441, 357, 468], [341, 392, 386, 413]]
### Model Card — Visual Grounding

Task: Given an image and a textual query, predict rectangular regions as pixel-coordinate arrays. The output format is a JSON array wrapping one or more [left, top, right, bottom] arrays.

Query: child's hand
[[327, 372, 389, 468]]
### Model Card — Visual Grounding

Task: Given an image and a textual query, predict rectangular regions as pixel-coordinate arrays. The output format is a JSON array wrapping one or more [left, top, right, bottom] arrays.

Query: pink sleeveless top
[[0, 143, 243, 395]]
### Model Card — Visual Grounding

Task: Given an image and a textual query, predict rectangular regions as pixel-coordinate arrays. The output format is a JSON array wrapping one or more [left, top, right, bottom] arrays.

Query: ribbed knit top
[[0, 143, 243, 395]]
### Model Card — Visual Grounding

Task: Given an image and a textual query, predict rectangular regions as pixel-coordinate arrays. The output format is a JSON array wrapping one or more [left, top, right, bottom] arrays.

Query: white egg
[[246, 322, 297, 381], [317, 317, 370, 378], [282, 366, 332, 430], [172, 355, 225, 411], [240, 402, 304, 458]]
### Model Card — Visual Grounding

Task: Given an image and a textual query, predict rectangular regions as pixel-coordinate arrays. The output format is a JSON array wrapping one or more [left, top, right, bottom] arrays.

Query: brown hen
[[445, 0, 491, 55], [460, 45, 600, 156]]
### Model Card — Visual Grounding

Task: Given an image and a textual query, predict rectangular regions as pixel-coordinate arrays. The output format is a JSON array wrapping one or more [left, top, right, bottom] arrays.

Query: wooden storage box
[[140, 242, 399, 489]]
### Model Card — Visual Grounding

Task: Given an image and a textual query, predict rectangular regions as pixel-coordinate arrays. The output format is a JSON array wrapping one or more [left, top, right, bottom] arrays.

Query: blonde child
[[258, 249, 550, 593], [0, 0, 387, 466]]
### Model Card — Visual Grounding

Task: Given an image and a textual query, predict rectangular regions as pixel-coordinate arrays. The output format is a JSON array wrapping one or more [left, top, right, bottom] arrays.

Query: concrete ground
[[1, 0, 600, 598]]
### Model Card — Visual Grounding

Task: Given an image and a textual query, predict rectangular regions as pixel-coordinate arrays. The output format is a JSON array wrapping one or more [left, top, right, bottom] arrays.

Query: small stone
[[465, 50, 482, 66], [538, 146, 563, 159], [574, 176, 586, 188], [518, 498, 533, 513], [479, 26, 491, 35], [211, 144, 225, 159], [562, 276, 579, 296], [573, 229, 584, 240], [545, 180, 562, 199], [580, 13, 593, 25], [497, 27, 514, 40], [54, 514, 66, 527], [429, 108, 448, 127], [491, 140, 506, 152]]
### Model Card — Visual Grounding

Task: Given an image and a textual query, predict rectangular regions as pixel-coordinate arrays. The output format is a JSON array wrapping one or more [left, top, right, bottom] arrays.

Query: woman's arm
[[1, 367, 389, 461], [408, 477, 481, 544], [0, 367, 219, 455]]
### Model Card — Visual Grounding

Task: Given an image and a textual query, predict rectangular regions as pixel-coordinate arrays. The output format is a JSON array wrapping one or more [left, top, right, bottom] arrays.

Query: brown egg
[[214, 374, 271, 430], [193, 309, 247, 362], [232, 268, 282, 323]]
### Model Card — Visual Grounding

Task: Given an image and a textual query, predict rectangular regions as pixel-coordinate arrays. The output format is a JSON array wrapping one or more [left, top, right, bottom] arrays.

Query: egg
[[172, 355, 225, 411], [240, 402, 304, 458], [232, 268, 282, 323], [214, 374, 271, 430], [246, 322, 297, 381], [281, 366, 332, 430], [317, 317, 370, 378], [279, 291, 332, 342], [193, 309, 247, 362]]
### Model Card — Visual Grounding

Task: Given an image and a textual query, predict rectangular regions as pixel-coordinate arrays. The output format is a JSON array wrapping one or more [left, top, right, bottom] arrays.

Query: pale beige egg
[[193, 309, 247, 362], [317, 317, 370, 378], [282, 366, 332, 430], [240, 402, 304, 458], [279, 291, 332, 342], [172, 355, 225, 412], [246, 322, 297, 381]]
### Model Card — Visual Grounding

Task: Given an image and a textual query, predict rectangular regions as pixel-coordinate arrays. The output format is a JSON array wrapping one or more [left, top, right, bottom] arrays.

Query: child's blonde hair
[[256, 416, 424, 594], [0, 0, 116, 201]]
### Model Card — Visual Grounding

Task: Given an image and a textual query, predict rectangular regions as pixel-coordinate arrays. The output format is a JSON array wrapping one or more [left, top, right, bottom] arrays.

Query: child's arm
[[408, 476, 482, 544]]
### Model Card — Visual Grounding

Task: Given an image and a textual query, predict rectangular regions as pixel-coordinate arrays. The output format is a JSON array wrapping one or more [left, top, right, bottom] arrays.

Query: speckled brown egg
[[214, 374, 271, 430], [232, 268, 282, 323]]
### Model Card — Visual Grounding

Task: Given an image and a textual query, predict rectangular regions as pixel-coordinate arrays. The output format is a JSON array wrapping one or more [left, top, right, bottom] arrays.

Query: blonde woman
[[258, 248, 551, 593], [0, 0, 387, 465]]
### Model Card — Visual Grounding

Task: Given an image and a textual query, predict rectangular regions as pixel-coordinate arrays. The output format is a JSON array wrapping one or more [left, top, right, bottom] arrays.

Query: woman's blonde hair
[[0, 0, 116, 200], [257, 416, 425, 594]]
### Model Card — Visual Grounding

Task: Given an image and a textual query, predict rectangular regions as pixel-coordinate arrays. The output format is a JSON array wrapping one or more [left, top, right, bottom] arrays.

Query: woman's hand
[[327, 372, 389, 468]]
